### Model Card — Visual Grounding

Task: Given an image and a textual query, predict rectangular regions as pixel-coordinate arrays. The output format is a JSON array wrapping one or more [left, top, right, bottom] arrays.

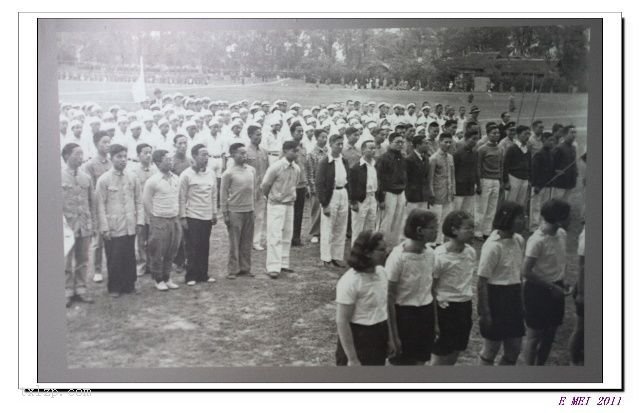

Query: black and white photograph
[[55, 19, 593, 371]]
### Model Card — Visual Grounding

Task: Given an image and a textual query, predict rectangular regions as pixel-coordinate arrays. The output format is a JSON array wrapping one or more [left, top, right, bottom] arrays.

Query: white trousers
[[266, 203, 294, 272], [378, 191, 406, 247], [320, 189, 349, 262], [429, 202, 454, 244], [529, 187, 554, 231], [475, 179, 501, 237], [253, 195, 267, 247], [454, 195, 475, 217], [351, 193, 378, 246], [506, 175, 529, 206]]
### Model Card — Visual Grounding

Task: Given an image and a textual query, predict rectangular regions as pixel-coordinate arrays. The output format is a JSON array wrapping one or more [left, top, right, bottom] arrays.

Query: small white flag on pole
[[131, 56, 146, 103]]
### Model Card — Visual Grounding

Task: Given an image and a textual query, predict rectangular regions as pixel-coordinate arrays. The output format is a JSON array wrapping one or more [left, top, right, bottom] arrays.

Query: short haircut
[[404, 209, 438, 240], [492, 201, 524, 231], [314, 128, 328, 138], [552, 123, 564, 134], [542, 131, 555, 141], [388, 132, 403, 142], [136, 143, 152, 155], [282, 140, 299, 152], [109, 143, 128, 158], [412, 134, 426, 146], [289, 121, 302, 135], [93, 130, 111, 146], [516, 125, 530, 135], [229, 142, 245, 155], [370, 127, 382, 137], [61, 143, 80, 162], [540, 199, 571, 224], [500, 111, 509, 119], [442, 210, 473, 239], [444, 119, 457, 129], [486, 124, 499, 134], [152, 149, 169, 165], [247, 125, 261, 137], [347, 230, 385, 272], [191, 143, 207, 157], [329, 134, 343, 145], [562, 124, 576, 135], [394, 124, 407, 131], [428, 122, 440, 129], [173, 134, 187, 144], [345, 127, 358, 136], [360, 140, 375, 151], [438, 132, 453, 141], [532, 120, 543, 128], [464, 130, 479, 140]]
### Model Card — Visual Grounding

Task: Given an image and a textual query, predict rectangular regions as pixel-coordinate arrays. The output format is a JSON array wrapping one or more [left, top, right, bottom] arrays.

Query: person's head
[[388, 132, 405, 152], [347, 230, 387, 271], [248, 125, 262, 146], [540, 199, 571, 232], [71, 121, 83, 138], [506, 121, 517, 139], [463, 130, 480, 150], [443, 119, 457, 135], [61, 143, 83, 168], [404, 209, 438, 244], [152, 149, 172, 173], [427, 122, 440, 139], [438, 132, 453, 153], [459, 106, 466, 116], [130, 123, 142, 139], [435, 104, 443, 115], [60, 117, 68, 133], [412, 134, 428, 154], [328, 134, 344, 157], [282, 140, 299, 162], [191, 143, 209, 169], [173, 134, 188, 155], [314, 129, 328, 148], [486, 124, 500, 144], [137, 143, 153, 165], [209, 121, 221, 136], [500, 112, 511, 123], [531, 120, 544, 136], [345, 127, 359, 146], [563, 125, 577, 144], [552, 123, 564, 137], [515, 125, 531, 145], [93, 131, 112, 155], [109, 144, 128, 171], [442, 210, 474, 243], [290, 122, 304, 141], [360, 140, 375, 160], [159, 121, 170, 136], [492, 201, 525, 235], [228, 142, 246, 166], [542, 131, 557, 149]]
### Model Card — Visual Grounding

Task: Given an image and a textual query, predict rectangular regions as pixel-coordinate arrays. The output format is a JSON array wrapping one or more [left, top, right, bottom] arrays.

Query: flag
[[131, 56, 146, 103]]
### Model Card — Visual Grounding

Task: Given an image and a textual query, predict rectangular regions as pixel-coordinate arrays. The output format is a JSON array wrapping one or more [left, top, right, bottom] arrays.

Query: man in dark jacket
[[551, 125, 578, 201], [316, 134, 350, 268], [376, 132, 407, 246], [405, 134, 435, 220], [349, 140, 382, 246], [529, 132, 557, 231]]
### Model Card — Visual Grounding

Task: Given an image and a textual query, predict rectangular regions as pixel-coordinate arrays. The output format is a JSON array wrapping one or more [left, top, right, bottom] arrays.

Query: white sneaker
[[156, 281, 169, 291], [206, 278, 217, 283], [310, 237, 319, 244], [166, 280, 179, 289], [186, 280, 196, 286], [253, 244, 264, 251], [93, 273, 103, 283]]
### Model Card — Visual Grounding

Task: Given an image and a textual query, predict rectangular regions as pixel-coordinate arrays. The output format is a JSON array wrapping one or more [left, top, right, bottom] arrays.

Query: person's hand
[[211, 216, 218, 226], [475, 186, 482, 195], [323, 208, 331, 217], [388, 337, 402, 358], [479, 314, 493, 332], [101, 230, 111, 241], [223, 212, 231, 227], [135, 224, 144, 237], [378, 202, 385, 211], [437, 300, 450, 309], [350, 202, 359, 212], [180, 218, 188, 231], [347, 359, 361, 367], [533, 187, 541, 195], [503, 182, 511, 191]]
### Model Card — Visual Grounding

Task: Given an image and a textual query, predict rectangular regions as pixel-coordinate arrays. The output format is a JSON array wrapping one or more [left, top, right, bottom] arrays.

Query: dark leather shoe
[[280, 268, 294, 273], [331, 260, 346, 268], [322, 261, 333, 268]]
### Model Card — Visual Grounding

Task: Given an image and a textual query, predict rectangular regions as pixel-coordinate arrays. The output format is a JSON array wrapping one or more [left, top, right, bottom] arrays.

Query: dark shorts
[[480, 283, 525, 341], [524, 281, 565, 329], [336, 320, 389, 366], [432, 300, 473, 355], [573, 288, 584, 318], [388, 304, 435, 365]]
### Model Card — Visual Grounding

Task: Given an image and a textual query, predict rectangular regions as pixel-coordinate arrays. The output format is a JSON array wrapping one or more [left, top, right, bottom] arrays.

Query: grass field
[[63, 79, 588, 368]]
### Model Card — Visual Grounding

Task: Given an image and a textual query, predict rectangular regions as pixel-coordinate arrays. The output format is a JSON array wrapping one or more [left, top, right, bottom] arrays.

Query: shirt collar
[[328, 154, 342, 163], [414, 150, 423, 160], [113, 168, 125, 176], [515, 140, 528, 153], [359, 157, 375, 167]]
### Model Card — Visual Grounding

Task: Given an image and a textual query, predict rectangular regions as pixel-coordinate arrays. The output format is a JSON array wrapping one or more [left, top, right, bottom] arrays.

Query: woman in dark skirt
[[336, 231, 391, 366], [385, 209, 439, 365], [476, 201, 527, 365]]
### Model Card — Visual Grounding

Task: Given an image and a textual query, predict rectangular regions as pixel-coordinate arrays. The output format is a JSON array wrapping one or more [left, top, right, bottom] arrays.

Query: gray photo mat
[[36, 17, 608, 386]]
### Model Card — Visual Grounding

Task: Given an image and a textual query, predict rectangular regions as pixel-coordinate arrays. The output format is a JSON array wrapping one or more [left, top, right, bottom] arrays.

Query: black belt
[[335, 186, 345, 190]]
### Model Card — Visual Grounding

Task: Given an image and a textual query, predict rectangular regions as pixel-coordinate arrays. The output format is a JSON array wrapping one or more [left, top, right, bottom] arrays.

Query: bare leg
[[523, 327, 543, 366], [499, 337, 523, 365], [479, 339, 501, 365]]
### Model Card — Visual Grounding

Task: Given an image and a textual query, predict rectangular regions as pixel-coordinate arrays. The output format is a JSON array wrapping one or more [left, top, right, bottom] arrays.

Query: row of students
[[335, 199, 577, 366]]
